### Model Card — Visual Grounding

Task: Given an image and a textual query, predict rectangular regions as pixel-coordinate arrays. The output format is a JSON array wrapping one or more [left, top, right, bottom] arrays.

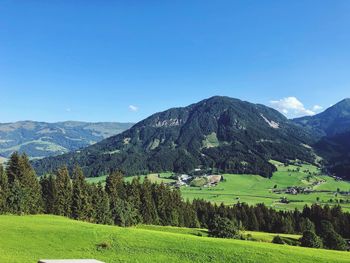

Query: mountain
[[293, 99, 350, 180], [0, 121, 134, 160], [314, 131, 350, 179], [33, 96, 315, 177], [293, 98, 350, 137]]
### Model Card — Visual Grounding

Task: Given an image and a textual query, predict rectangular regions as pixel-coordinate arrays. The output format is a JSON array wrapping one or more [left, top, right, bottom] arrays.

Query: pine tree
[[300, 230, 322, 248], [105, 171, 127, 225], [126, 177, 142, 224], [0, 164, 8, 213], [6, 153, 42, 214], [6, 152, 23, 214], [208, 216, 239, 238], [168, 188, 183, 226], [71, 165, 91, 221], [154, 182, 168, 225], [7, 179, 25, 214], [247, 208, 259, 231], [19, 154, 42, 214], [299, 217, 315, 233], [6, 152, 22, 185], [40, 174, 57, 214], [319, 220, 348, 250], [55, 166, 72, 216], [140, 177, 158, 225], [92, 182, 112, 225], [182, 200, 200, 228]]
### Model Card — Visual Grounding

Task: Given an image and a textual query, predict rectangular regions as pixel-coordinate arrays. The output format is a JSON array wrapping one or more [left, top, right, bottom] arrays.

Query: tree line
[[1, 152, 349, 251]]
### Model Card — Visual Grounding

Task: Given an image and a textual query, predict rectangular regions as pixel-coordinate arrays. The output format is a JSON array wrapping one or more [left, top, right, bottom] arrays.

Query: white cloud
[[312, 105, 323, 112], [128, 105, 139, 112], [270, 97, 316, 118]]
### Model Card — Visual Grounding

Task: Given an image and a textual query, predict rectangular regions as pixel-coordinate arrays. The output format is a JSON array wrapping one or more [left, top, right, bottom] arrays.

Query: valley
[[87, 161, 350, 211], [3, 2, 350, 262]]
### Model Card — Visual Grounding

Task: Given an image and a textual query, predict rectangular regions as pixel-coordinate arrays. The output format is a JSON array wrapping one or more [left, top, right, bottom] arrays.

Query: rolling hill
[[0, 121, 133, 160], [0, 215, 349, 263], [33, 96, 315, 177]]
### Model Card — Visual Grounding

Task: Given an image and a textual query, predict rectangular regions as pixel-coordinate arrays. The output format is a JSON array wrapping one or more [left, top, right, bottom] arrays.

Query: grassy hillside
[[0, 215, 349, 263], [181, 161, 350, 210]]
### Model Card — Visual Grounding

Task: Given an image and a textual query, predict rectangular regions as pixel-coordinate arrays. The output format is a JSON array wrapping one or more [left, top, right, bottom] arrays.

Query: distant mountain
[[33, 96, 315, 178], [293, 98, 350, 137], [314, 131, 350, 179], [0, 121, 134, 160], [293, 99, 350, 180]]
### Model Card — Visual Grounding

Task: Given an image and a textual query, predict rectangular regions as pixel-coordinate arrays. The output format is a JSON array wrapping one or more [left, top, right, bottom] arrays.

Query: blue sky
[[1, 1, 349, 123]]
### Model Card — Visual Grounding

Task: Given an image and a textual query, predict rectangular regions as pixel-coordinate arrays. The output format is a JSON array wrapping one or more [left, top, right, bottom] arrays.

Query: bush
[[96, 241, 111, 250], [318, 220, 348, 251], [208, 216, 239, 239], [272, 235, 284, 244], [300, 231, 322, 248], [282, 238, 299, 246], [322, 231, 348, 251]]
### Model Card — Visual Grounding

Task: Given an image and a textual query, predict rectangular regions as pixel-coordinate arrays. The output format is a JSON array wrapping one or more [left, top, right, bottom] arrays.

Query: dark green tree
[[208, 216, 239, 238], [319, 220, 348, 250], [71, 165, 91, 221], [55, 166, 72, 216], [6, 153, 42, 214], [126, 177, 142, 224], [40, 174, 57, 214], [140, 177, 158, 225], [299, 217, 315, 233], [0, 164, 8, 213], [105, 171, 125, 225], [91, 182, 112, 225], [19, 154, 43, 213], [182, 200, 200, 228], [300, 230, 322, 248], [247, 209, 259, 231]]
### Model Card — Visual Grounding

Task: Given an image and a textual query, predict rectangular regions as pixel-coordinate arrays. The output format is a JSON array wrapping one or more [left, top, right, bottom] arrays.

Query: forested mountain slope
[[293, 99, 350, 179], [33, 96, 314, 177]]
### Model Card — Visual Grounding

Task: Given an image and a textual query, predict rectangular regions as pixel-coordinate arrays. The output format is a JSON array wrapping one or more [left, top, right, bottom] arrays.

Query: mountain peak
[[293, 98, 350, 137], [33, 96, 313, 178], [335, 98, 350, 107]]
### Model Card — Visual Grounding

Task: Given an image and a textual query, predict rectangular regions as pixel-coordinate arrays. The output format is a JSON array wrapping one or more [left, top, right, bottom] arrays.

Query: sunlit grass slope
[[0, 215, 349, 263]]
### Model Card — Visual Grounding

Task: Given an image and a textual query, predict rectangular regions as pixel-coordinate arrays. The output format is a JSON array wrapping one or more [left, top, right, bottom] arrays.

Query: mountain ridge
[[292, 99, 350, 180], [293, 98, 350, 137], [0, 121, 134, 159], [33, 96, 315, 177]]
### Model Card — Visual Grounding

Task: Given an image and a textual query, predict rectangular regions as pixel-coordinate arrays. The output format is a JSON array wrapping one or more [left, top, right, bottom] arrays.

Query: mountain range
[[0, 121, 133, 161], [27, 96, 350, 180], [33, 96, 317, 178], [293, 98, 350, 179]]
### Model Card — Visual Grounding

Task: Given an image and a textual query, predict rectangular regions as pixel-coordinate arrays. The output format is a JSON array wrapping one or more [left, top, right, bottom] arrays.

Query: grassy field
[[86, 162, 350, 211], [0, 215, 349, 263], [136, 224, 302, 243], [180, 161, 350, 210]]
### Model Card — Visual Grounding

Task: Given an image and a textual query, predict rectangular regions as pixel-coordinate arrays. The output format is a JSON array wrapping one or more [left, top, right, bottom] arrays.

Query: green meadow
[[0, 215, 349, 263], [181, 161, 350, 211], [87, 162, 350, 211]]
